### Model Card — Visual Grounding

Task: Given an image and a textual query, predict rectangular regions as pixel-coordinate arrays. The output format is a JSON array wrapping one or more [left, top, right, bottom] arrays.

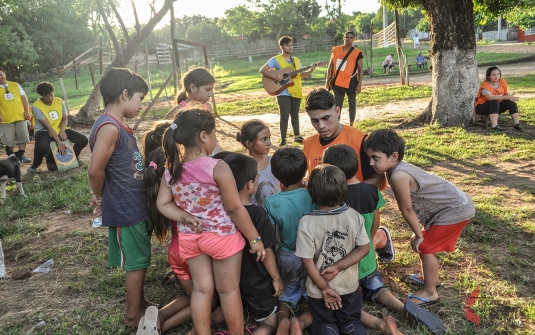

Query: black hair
[[308, 164, 347, 207], [279, 36, 292, 46], [305, 88, 336, 112], [485, 66, 501, 81], [35, 82, 55, 96], [322, 144, 359, 180], [271, 146, 307, 187], [175, 67, 215, 103], [142, 120, 172, 166], [363, 129, 405, 161], [236, 119, 269, 149], [163, 107, 216, 185], [223, 153, 258, 192], [143, 147, 169, 243], [100, 68, 148, 107], [212, 151, 236, 160], [344, 31, 356, 38]]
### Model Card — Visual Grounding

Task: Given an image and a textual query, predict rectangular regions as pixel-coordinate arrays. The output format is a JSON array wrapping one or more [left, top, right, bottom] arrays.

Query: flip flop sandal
[[212, 330, 231, 335], [401, 274, 441, 288], [405, 301, 446, 335], [407, 293, 441, 307], [136, 316, 145, 335], [141, 306, 161, 335]]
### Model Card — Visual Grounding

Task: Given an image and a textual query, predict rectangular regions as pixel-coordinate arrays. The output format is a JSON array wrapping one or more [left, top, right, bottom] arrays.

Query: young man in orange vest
[[326, 31, 363, 127], [0, 66, 31, 163], [303, 88, 395, 264], [260, 36, 315, 146]]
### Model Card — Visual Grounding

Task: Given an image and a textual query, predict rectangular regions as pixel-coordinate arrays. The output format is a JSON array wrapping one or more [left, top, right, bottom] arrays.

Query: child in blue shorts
[[264, 147, 314, 335], [88, 68, 153, 327]]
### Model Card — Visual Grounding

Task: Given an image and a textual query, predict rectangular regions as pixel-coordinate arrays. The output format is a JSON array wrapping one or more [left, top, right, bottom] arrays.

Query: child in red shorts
[[364, 129, 475, 306]]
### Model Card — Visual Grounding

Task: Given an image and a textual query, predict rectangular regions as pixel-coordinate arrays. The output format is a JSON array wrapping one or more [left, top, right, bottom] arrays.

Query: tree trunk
[[422, 0, 479, 126], [75, 0, 175, 123]]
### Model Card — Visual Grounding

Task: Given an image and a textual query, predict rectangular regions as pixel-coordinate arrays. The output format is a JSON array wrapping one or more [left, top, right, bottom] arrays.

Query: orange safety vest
[[303, 125, 387, 190]]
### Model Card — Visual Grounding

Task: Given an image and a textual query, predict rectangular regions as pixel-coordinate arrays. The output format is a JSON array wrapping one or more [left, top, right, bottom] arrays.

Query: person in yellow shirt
[[27, 82, 88, 173], [260, 36, 315, 146], [0, 66, 31, 163]]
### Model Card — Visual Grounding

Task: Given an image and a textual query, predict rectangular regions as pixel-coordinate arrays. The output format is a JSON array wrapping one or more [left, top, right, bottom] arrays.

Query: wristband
[[249, 235, 261, 243]]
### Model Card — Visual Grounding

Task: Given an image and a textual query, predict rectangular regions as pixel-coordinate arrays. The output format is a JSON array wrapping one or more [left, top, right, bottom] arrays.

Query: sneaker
[[376, 226, 395, 263], [21, 155, 32, 164], [27, 166, 37, 173], [279, 139, 287, 146], [513, 123, 524, 132], [294, 135, 304, 144], [490, 125, 506, 132]]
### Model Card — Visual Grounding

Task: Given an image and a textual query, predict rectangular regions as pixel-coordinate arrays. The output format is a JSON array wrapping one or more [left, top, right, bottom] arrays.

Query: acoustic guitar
[[262, 60, 328, 96]]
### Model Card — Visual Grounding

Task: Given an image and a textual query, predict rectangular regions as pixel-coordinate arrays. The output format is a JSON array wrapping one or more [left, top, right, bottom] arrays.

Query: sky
[[128, 0, 382, 28]]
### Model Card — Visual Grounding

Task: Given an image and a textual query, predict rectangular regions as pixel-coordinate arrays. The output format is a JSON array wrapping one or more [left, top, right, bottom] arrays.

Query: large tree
[[383, 0, 534, 126], [75, 0, 175, 121]]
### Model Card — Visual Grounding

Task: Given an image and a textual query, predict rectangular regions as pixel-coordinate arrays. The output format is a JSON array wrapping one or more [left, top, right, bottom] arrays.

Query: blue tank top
[[89, 113, 149, 227]]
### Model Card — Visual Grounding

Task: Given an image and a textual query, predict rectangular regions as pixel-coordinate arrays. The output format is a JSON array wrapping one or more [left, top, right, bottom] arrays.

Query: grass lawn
[[1, 84, 534, 334]]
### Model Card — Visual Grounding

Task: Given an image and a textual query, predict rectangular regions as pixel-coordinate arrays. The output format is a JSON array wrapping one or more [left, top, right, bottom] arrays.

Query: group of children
[[88, 67, 475, 335]]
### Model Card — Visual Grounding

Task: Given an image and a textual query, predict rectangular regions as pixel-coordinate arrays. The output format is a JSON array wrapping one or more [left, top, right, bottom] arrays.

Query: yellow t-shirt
[[33, 97, 64, 134], [0, 81, 25, 123]]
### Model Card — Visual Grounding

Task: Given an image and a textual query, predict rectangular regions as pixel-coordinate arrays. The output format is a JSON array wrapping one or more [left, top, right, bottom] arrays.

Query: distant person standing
[[260, 36, 315, 146], [0, 66, 31, 163], [326, 31, 363, 127], [413, 34, 420, 49]]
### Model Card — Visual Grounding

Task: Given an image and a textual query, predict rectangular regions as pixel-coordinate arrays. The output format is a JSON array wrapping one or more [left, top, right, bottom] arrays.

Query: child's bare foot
[[276, 318, 290, 335], [289, 317, 302, 335], [382, 315, 404, 335], [124, 313, 144, 328]]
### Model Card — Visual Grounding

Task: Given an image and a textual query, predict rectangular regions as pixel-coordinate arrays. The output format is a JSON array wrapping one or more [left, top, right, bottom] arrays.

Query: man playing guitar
[[260, 36, 315, 146], [326, 31, 363, 127]]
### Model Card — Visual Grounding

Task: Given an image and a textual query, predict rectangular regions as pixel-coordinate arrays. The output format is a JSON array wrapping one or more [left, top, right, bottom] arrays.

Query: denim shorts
[[277, 249, 308, 308], [358, 267, 389, 302]]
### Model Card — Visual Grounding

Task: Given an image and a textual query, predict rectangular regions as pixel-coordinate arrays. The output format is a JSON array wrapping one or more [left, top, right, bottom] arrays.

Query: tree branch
[[107, 0, 130, 42], [95, 0, 123, 62], [136, 0, 175, 41], [131, 0, 141, 35]]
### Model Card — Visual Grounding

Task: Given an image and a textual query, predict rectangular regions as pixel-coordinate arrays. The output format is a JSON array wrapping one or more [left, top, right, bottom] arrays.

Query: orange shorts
[[168, 250, 191, 281], [179, 231, 245, 260], [419, 218, 471, 254]]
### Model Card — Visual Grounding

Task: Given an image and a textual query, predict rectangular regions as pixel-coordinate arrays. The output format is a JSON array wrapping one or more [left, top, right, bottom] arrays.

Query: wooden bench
[[472, 98, 490, 128]]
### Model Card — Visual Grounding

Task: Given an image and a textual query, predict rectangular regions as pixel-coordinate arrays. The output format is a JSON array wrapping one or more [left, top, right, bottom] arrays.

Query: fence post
[[99, 37, 103, 78], [145, 43, 153, 100], [73, 56, 78, 90], [370, 23, 373, 77], [49, 38, 70, 121], [89, 64, 96, 87]]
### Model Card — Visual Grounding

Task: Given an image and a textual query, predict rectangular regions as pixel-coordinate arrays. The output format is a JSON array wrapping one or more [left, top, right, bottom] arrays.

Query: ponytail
[[143, 147, 170, 243], [175, 89, 187, 105], [163, 107, 216, 185]]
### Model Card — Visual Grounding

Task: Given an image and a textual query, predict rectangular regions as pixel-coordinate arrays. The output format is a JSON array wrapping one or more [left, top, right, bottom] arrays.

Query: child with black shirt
[[224, 153, 283, 334]]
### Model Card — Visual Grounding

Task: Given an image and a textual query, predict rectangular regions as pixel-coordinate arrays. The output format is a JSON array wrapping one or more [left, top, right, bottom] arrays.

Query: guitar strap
[[331, 47, 354, 88]]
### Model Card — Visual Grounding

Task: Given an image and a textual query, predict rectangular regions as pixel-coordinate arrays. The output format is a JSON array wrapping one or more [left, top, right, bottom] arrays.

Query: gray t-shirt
[[388, 161, 475, 229], [31, 99, 67, 132], [481, 81, 499, 96], [295, 205, 369, 299], [250, 156, 280, 206]]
